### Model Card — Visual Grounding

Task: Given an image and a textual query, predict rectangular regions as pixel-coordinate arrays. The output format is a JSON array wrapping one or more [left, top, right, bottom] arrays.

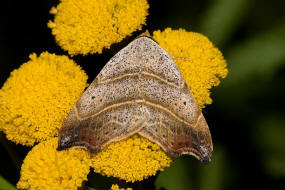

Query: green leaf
[[0, 176, 17, 190], [155, 157, 197, 190], [199, 0, 253, 46], [224, 23, 285, 86], [252, 114, 285, 178], [199, 146, 233, 190], [155, 148, 234, 190], [264, 156, 285, 178]]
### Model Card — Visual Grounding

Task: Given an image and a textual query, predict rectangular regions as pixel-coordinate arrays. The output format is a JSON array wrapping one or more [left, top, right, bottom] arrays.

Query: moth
[[58, 36, 213, 164]]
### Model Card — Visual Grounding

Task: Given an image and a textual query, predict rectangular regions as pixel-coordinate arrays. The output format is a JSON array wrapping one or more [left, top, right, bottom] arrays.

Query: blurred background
[[1, 0, 285, 189]]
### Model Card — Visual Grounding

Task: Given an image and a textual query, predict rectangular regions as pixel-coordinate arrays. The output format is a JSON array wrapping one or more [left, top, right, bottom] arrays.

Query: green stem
[[0, 176, 17, 190]]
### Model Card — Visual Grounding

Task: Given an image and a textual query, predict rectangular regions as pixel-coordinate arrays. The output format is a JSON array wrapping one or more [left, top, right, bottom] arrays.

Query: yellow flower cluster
[[0, 51, 170, 189], [17, 138, 91, 190], [0, 52, 88, 145], [2, 0, 228, 189], [110, 184, 132, 190], [91, 135, 172, 182], [48, 0, 149, 55], [153, 28, 228, 108], [6, 28, 228, 189], [17, 135, 171, 189]]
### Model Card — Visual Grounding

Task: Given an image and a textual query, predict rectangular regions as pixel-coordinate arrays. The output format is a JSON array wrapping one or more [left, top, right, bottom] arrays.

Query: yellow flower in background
[[3, 28, 228, 188], [110, 184, 132, 190], [17, 135, 170, 189], [153, 28, 228, 108], [91, 135, 172, 182], [17, 138, 91, 190], [4, 51, 170, 189], [48, 0, 149, 55], [0, 52, 88, 145]]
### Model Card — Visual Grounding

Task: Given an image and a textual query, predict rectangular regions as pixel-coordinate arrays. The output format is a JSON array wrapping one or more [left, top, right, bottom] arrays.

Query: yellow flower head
[[12, 28, 228, 188], [91, 135, 172, 182], [17, 138, 91, 190], [17, 136, 171, 188], [110, 184, 132, 190], [153, 28, 228, 108], [48, 0, 149, 55], [0, 52, 88, 145]]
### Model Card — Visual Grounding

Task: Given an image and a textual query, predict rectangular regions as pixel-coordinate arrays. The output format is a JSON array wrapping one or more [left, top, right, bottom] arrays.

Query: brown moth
[[58, 36, 213, 164]]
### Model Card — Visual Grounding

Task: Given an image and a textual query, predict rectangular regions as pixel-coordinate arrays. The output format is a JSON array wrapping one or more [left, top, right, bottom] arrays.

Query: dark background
[[1, 0, 285, 189]]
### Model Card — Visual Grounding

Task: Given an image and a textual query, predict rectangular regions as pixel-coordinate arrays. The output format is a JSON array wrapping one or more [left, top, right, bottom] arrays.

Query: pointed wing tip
[[166, 146, 212, 164], [57, 143, 70, 151], [57, 146, 65, 151], [201, 156, 211, 164], [57, 135, 102, 154]]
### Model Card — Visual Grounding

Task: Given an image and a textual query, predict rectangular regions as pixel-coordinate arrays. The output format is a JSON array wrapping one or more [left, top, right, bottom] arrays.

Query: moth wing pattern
[[58, 36, 213, 163]]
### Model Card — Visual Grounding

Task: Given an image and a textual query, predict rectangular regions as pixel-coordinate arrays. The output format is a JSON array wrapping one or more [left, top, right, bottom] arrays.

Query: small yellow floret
[[48, 0, 149, 55], [49, 6, 58, 14], [91, 135, 172, 182], [110, 184, 132, 190], [0, 52, 88, 145], [153, 28, 228, 108], [17, 138, 91, 190]]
